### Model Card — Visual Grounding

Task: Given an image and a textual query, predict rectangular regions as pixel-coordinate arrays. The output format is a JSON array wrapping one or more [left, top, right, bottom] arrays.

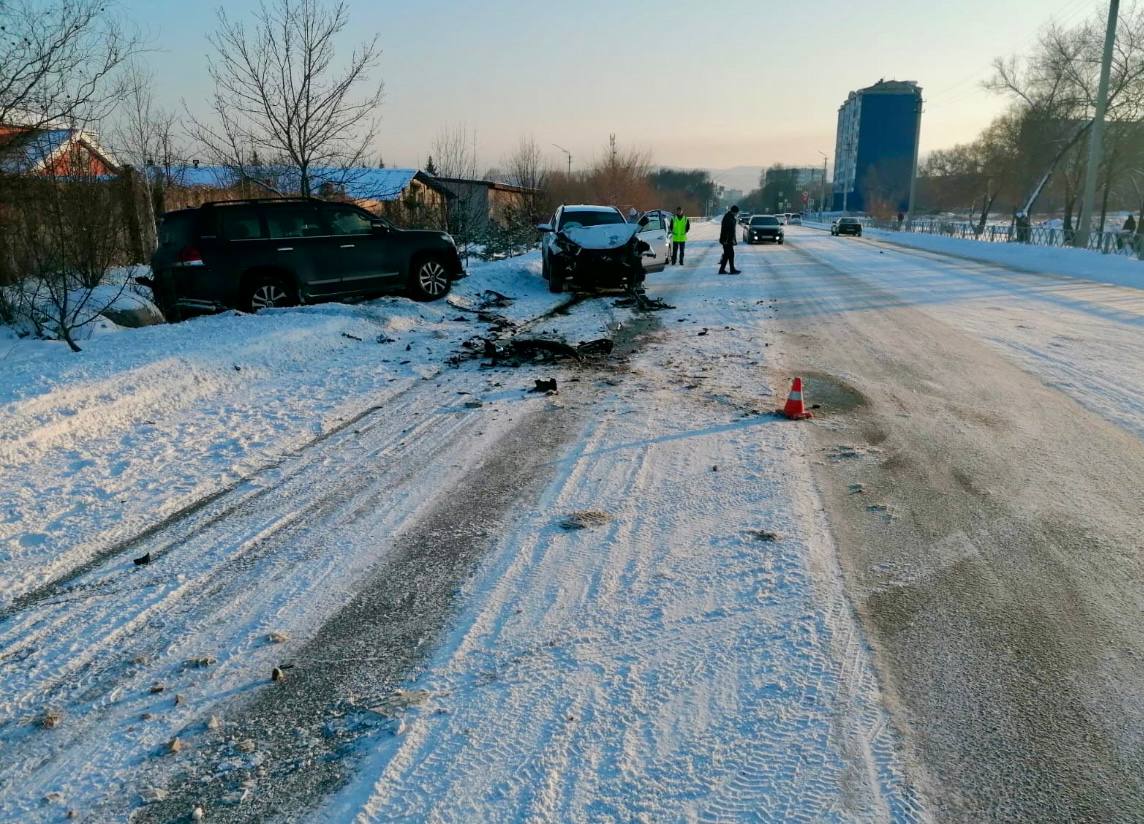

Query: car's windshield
[[751, 216, 780, 226], [560, 210, 624, 229]]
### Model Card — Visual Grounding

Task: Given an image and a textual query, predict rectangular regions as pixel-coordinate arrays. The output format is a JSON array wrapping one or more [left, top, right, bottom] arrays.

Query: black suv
[[148, 198, 463, 315]]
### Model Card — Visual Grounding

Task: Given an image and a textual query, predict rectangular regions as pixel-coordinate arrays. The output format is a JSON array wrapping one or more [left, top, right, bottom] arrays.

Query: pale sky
[[121, 0, 1106, 176]]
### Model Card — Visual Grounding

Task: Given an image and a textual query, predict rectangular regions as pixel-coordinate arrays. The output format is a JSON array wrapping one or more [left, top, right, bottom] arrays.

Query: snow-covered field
[[0, 255, 567, 607]]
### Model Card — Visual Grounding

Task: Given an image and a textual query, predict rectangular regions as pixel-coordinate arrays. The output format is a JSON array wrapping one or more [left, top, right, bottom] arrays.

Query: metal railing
[[866, 217, 1144, 259]]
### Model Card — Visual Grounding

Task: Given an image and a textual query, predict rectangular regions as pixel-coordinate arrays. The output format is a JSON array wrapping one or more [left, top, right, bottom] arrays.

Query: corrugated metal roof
[[173, 165, 428, 201], [0, 129, 74, 173]]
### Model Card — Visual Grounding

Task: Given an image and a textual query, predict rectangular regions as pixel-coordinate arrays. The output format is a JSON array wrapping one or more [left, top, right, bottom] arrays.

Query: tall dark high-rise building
[[832, 80, 923, 214]]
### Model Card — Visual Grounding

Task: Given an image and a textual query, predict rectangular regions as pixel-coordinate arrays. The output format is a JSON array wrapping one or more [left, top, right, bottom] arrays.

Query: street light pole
[[1077, 0, 1120, 247], [552, 143, 572, 176]]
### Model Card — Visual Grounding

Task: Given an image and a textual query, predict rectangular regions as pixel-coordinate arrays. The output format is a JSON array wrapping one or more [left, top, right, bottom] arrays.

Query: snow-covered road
[[4, 221, 1143, 822]]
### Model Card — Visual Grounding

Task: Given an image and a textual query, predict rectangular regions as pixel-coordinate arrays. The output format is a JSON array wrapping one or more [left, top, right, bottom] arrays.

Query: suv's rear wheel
[[245, 274, 297, 312], [409, 256, 451, 301]]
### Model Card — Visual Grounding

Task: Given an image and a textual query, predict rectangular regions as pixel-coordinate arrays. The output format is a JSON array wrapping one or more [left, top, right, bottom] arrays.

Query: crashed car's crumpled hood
[[559, 223, 640, 250]]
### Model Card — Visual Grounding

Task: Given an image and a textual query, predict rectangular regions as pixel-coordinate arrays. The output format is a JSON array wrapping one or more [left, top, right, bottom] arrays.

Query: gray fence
[[867, 217, 1144, 259]]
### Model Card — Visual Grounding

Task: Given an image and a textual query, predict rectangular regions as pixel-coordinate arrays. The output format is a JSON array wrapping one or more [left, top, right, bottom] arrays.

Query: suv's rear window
[[216, 206, 264, 240], [840, 218, 860, 225], [560, 210, 624, 229], [158, 212, 195, 247], [751, 217, 780, 226]]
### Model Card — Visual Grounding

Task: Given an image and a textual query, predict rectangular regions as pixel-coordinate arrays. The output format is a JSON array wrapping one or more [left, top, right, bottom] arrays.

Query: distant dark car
[[832, 217, 863, 237], [148, 198, 463, 316], [738, 213, 753, 227], [744, 215, 785, 245]]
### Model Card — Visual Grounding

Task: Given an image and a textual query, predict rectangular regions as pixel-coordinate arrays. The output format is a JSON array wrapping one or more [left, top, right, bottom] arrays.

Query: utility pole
[[552, 143, 572, 175], [1076, 0, 1120, 248]]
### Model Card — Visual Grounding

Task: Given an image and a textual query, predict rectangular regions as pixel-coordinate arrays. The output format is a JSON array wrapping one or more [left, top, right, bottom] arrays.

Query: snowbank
[[862, 227, 1144, 291], [0, 252, 552, 606]]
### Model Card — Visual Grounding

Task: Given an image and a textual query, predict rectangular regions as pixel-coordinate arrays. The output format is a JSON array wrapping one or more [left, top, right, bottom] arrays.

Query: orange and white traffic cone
[[779, 377, 813, 420]]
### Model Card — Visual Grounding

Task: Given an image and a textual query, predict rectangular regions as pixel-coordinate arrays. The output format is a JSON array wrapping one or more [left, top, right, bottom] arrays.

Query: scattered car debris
[[376, 334, 396, 344], [133, 552, 151, 566], [530, 378, 558, 394], [748, 529, 781, 542], [341, 332, 363, 342], [267, 631, 289, 644], [207, 715, 221, 731], [559, 510, 612, 530], [186, 656, 216, 669], [192, 804, 205, 821], [271, 667, 285, 682], [150, 683, 166, 694], [141, 787, 169, 803], [40, 708, 62, 729], [463, 400, 484, 409], [613, 293, 675, 311], [167, 737, 184, 754]]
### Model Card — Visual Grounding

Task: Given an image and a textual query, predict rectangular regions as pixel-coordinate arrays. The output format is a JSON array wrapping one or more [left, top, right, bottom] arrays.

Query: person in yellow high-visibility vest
[[670, 207, 690, 265]]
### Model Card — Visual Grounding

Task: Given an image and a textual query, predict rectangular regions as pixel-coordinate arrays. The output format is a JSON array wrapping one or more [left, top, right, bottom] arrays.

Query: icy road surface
[[4, 220, 1143, 822]]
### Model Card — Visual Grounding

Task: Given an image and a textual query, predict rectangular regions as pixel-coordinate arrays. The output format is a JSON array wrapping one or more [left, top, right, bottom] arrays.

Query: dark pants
[[718, 243, 736, 271], [671, 241, 685, 264]]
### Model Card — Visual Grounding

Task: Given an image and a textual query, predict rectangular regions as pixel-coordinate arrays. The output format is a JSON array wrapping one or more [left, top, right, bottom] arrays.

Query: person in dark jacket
[[719, 206, 741, 274]]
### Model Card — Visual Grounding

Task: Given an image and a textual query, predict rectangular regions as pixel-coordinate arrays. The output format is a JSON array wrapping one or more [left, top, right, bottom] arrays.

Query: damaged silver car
[[536, 205, 657, 294]]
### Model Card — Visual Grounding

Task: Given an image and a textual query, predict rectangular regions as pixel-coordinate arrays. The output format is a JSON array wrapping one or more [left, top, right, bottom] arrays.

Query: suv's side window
[[216, 206, 264, 241], [326, 204, 373, 236], [266, 204, 324, 239]]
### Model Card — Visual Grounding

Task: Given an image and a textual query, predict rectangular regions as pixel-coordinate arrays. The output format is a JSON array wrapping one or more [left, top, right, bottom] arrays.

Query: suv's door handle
[[339, 244, 355, 249], [277, 247, 294, 252]]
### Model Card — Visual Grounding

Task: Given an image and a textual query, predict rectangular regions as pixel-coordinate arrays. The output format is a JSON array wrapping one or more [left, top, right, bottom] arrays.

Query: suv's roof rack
[[199, 196, 323, 208]]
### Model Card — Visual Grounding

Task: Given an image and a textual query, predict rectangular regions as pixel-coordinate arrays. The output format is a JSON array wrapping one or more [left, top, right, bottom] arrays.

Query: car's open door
[[638, 213, 669, 273]]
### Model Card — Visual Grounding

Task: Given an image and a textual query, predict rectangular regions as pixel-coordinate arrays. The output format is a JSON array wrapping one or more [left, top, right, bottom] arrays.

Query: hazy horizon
[[120, 0, 1106, 178]]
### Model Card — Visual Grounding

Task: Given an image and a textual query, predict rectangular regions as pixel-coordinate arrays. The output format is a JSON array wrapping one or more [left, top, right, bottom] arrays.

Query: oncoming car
[[743, 215, 785, 245], [831, 217, 863, 237]]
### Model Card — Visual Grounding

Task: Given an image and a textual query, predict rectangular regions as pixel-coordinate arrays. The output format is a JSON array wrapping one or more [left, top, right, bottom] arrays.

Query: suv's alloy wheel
[[417, 259, 449, 298], [251, 283, 291, 309]]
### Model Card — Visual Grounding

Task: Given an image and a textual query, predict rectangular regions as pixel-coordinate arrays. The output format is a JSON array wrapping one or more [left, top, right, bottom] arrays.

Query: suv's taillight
[[174, 245, 205, 267]]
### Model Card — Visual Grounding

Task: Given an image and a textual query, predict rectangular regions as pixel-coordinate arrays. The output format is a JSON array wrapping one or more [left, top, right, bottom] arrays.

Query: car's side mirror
[[535, 223, 555, 233], [638, 215, 649, 227], [370, 220, 390, 233]]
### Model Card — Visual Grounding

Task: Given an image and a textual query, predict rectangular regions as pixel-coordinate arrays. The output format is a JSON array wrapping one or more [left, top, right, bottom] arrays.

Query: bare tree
[[191, 0, 384, 196], [431, 124, 482, 252], [431, 123, 479, 179], [503, 135, 550, 217], [0, 0, 136, 130]]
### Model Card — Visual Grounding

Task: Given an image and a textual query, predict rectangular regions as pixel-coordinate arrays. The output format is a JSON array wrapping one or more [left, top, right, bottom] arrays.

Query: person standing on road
[[671, 207, 690, 265], [719, 205, 742, 274]]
